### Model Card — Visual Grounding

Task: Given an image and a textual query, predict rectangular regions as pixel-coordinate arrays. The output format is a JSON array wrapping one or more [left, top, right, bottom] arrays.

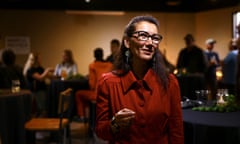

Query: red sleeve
[[95, 74, 114, 141]]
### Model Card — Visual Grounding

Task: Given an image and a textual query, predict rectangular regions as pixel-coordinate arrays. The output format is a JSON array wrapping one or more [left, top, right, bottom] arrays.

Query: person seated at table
[[0, 49, 26, 89], [54, 49, 78, 79], [24, 52, 54, 117], [75, 47, 113, 122]]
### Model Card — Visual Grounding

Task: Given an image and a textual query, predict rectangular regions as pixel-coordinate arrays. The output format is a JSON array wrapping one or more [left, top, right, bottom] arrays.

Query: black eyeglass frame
[[131, 31, 163, 44]]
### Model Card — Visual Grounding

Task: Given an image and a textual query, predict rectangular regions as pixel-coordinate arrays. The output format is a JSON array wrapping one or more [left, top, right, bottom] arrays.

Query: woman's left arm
[[95, 75, 114, 141]]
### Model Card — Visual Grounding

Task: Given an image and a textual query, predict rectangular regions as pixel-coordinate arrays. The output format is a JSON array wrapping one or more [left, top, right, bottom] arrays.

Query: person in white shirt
[[54, 49, 78, 79]]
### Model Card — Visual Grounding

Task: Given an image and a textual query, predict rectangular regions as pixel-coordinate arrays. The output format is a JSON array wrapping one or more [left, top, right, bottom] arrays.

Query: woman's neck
[[131, 59, 149, 80]]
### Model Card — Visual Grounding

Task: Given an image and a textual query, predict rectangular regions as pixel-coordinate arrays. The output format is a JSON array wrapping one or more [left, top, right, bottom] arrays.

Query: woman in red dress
[[95, 15, 184, 144]]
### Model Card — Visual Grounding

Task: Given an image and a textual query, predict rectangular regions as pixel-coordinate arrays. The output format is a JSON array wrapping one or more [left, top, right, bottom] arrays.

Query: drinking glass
[[217, 89, 228, 105], [11, 80, 20, 93], [61, 69, 67, 80], [195, 90, 211, 106]]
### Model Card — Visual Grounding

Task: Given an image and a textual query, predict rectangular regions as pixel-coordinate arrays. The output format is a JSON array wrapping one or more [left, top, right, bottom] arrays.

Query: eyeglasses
[[131, 31, 163, 44]]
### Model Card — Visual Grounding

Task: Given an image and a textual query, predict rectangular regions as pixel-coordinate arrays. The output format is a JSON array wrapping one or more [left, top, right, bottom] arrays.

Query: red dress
[[95, 69, 184, 144]]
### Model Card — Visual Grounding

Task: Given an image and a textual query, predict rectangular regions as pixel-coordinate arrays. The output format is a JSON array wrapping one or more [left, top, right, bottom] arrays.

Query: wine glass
[[195, 90, 211, 106], [195, 90, 203, 106], [217, 89, 226, 105]]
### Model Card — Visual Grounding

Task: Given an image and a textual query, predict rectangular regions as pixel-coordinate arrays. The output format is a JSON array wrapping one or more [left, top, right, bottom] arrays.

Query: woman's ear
[[124, 39, 130, 49]]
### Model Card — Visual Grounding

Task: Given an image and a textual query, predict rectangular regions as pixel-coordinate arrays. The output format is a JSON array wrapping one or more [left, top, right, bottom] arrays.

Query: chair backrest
[[58, 88, 73, 129]]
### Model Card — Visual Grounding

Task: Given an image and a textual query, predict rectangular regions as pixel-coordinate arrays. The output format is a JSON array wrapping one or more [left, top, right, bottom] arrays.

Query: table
[[0, 89, 32, 144], [182, 109, 240, 144], [47, 79, 89, 118], [176, 74, 206, 99]]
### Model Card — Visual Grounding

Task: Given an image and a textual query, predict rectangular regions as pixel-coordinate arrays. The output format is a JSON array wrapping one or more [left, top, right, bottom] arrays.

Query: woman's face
[[124, 21, 160, 62], [62, 52, 69, 62]]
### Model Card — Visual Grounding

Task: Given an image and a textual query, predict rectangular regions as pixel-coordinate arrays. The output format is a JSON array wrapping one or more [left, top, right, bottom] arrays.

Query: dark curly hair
[[94, 47, 104, 61], [2, 49, 16, 66]]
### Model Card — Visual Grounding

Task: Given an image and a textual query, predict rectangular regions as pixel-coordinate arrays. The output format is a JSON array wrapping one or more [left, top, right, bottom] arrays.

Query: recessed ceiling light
[[166, 0, 181, 6], [85, 0, 90, 3]]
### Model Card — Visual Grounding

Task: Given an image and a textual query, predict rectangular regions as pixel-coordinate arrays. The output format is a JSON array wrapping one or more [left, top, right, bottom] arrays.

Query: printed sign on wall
[[5, 36, 30, 54]]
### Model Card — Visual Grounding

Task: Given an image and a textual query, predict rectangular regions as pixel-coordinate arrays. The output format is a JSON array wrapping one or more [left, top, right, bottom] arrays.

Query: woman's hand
[[44, 67, 55, 79], [111, 108, 135, 133], [46, 67, 54, 73]]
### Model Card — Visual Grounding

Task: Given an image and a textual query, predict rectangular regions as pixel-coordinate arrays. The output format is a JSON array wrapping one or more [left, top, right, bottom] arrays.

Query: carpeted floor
[[36, 121, 107, 144]]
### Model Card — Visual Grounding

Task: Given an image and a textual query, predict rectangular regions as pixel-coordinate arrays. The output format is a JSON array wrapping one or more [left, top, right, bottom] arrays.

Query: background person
[[204, 38, 220, 100], [75, 47, 113, 122], [95, 15, 184, 144], [176, 34, 208, 75], [54, 49, 78, 79], [24, 52, 54, 117], [235, 24, 240, 102], [0, 49, 26, 89], [221, 38, 238, 95], [106, 39, 121, 63]]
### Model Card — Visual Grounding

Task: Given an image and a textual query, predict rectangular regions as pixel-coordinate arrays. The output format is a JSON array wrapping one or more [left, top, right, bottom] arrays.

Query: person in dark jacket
[[0, 49, 26, 89]]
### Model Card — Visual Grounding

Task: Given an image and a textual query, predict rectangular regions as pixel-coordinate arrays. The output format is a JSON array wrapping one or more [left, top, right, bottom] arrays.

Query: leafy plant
[[66, 73, 86, 80], [192, 95, 240, 112]]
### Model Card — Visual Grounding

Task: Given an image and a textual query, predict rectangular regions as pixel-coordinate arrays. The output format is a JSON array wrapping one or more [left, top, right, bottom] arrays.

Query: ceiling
[[0, 0, 239, 13]]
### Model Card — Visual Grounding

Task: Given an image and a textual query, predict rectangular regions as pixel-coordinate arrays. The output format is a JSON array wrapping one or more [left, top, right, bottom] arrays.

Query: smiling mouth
[[140, 48, 153, 55], [141, 47, 154, 51]]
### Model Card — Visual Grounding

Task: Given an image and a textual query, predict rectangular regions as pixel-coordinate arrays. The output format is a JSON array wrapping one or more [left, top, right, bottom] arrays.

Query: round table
[[0, 89, 32, 144], [47, 79, 89, 118], [182, 109, 240, 144]]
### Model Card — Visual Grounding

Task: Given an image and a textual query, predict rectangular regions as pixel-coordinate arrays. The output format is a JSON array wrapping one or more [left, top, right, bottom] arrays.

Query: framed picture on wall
[[233, 11, 240, 38]]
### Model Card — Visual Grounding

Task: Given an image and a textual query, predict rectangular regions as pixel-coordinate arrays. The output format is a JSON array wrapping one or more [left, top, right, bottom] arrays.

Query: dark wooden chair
[[25, 88, 73, 144]]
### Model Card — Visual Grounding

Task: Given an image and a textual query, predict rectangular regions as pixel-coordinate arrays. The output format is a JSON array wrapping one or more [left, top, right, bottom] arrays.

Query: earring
[[125, 50, 130, 64]]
